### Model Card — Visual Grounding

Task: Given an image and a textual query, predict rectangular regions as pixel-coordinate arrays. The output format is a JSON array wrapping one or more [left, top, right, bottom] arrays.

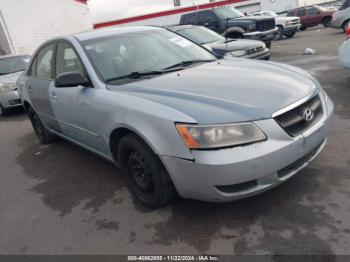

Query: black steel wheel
[[118, 134, 176, 208]]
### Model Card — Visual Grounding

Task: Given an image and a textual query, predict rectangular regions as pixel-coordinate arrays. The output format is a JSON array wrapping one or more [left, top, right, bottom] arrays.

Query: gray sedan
[[165, 25, 270, 60], [0, 55, 30, 115], [18, 27, 334, 208]]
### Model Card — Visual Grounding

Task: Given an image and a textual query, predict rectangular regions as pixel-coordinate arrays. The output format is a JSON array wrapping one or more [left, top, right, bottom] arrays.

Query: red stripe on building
[[93, 0, 248, 29]]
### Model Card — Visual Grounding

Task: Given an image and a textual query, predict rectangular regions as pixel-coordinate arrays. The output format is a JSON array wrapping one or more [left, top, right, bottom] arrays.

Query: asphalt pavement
[[0, 26, 349, 255]]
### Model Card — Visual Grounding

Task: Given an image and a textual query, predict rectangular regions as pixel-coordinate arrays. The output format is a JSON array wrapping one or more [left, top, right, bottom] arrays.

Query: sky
[[87, 0, 209, 23]]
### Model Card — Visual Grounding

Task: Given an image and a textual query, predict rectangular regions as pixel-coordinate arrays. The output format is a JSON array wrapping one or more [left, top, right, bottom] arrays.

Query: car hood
[[0, 71, 23, 84], [108, 59, 317, 124], [203, 39, 264, 54]]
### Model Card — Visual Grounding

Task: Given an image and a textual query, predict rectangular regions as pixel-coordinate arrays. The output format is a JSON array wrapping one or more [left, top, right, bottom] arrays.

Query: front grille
[[256, 19, 275, 31], [274, 95, 323, 137], [246, 46, 264, 55], [9, 99, 21, 105]]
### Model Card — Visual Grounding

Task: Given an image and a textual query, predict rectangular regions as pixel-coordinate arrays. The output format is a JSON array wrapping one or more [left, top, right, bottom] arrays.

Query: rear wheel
[[323, 17, 332, 27], [118, 134, 176, 209], [266, 42, 272, 49], [28, 107, 57, 144], [0, 104, 9, 116], [300, 26, 306, 31]]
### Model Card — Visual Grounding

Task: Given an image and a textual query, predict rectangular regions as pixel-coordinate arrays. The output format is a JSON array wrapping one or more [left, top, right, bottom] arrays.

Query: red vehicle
[[287, 5, 334, 31]]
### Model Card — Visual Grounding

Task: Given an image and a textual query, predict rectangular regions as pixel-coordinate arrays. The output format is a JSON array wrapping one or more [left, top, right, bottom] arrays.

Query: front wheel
[[284, 31, 296, 38], [118, 134, 177, 209], [266, 42, 272, 49], [28, 107, 57, 144], [0, 104, 9, 116], [277, 26, 285, 40]]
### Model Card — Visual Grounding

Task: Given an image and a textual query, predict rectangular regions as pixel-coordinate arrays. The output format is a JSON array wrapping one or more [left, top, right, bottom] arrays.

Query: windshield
[[176, 26, 224, 44], [82, 29, 216, 83], [0, 56, 30, 76], [214, 7, 245, 20]]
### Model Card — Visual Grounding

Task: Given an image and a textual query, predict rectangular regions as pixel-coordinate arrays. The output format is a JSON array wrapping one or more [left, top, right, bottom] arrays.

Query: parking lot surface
[[0, 27, 350, 255]]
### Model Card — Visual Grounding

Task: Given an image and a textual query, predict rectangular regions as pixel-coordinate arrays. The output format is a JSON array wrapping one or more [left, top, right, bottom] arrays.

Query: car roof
[[74, 26, 163, 41]]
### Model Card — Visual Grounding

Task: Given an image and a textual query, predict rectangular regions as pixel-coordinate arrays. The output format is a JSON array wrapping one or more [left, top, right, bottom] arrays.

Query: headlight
[[0, 83, 17, 92], [231, 50, 246, 57], [176, 123, 266, 149]]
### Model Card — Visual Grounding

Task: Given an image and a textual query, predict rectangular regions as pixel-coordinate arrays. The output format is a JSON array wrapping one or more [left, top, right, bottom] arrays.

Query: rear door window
[[198, 11, 217, 25]]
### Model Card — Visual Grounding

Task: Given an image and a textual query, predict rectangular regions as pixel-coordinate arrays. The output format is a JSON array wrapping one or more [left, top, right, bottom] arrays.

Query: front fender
[[97, 91, 196, 160]]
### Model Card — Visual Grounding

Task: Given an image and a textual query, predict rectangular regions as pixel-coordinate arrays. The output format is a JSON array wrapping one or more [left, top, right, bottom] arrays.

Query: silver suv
[[18, 27, 334, 208], [331, 0, 350, 31]]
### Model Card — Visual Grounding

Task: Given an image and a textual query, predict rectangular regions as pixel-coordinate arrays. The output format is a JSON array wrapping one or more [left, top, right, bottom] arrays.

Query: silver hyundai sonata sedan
[[17, 26, 334, 208]]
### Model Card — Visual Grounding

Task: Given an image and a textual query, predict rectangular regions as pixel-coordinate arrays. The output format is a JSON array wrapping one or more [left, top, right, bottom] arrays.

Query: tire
[[266, 42, 272, 49], [300, 26, 306, 31], [284, 31, 296, 38], [28, 107, 57, 144], [323, 17, 332, 27], [0, 104, 9, 116], [342, 20, 350, 32], [118, 134, 176, 209], [277, 26, 285, 40]]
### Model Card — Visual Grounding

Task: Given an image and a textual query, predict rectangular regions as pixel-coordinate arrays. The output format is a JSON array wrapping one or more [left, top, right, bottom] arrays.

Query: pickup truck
[[180, 6, 278, 48], [251, 11, 301, 39]]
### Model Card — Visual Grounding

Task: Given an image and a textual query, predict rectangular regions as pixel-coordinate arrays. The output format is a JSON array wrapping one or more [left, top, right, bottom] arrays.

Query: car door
[[297, 8, 308, 26], [49, 40, 106, 153], [307, 7, 322, 25], [198, 11, 219, 32], [26, 42, 61, 131]]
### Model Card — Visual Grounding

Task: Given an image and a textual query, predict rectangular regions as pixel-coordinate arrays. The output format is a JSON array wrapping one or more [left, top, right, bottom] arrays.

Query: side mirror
[[55, 72, 90, 88]]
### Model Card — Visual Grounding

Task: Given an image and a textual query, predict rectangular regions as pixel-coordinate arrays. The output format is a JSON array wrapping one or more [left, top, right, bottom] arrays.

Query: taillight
[[346, 27, 350, 41]]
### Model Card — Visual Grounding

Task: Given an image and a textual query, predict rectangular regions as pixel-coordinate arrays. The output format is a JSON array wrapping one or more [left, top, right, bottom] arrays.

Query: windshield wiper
[[105, 70, 165, 83], [163, 59, 216, 70]]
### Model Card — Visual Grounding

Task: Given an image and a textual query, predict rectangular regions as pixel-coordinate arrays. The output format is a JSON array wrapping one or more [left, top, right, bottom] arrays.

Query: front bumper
[[0, 90, 21, 108], [243, 27, 279, 43], [284, 24, 301, 33], [330, 17, 342, 28], [244, 48, 270, 60], [161, 94, 334, 202]]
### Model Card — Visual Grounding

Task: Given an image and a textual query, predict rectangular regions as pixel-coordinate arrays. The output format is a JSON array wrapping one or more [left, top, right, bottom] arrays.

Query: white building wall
[[0, 0, 92, 55]]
